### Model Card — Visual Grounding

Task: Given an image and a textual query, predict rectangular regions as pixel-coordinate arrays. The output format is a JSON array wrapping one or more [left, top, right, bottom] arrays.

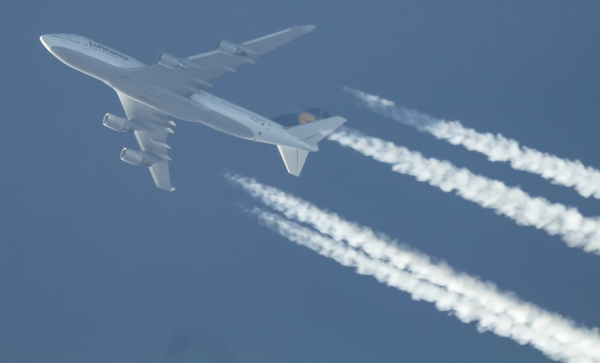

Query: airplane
[[40, 25, 346, 191]]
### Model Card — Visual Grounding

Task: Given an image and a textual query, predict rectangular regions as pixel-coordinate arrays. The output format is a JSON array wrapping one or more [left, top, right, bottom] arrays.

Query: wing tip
[[155, 183, 176, 192], [296, 25, 316, 33]]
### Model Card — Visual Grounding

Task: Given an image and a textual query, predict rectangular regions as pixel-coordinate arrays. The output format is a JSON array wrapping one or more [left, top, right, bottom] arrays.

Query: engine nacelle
[[216, 39, 256, 57], [157, 52, 189, 69], [103, 114, 132, 132], [120, 148, 153, 167]]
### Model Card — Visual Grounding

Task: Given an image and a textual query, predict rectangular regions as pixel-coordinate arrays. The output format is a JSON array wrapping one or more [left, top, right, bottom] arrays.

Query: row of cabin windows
[[51, 35, 81, 45], [223, 102, 255, 118], [221, 102, 272, 126]]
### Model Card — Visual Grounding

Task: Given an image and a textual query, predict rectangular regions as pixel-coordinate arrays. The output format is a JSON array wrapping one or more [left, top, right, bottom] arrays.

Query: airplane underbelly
[[186, 96, 256, 139], [195, 111, 254, 139], [113, 83, 255, 140], [50, 47, 117, 81], [124, 90, 255, 139]]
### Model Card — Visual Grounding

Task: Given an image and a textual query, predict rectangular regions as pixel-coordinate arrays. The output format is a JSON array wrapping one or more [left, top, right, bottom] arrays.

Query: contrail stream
[[327, 128, 600, 254], [346, 88, 600, 199], [226, 175, 600, 362]]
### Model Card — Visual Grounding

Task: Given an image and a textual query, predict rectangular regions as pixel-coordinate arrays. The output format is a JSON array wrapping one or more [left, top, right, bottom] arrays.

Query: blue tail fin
[[271, 108, 331, 127]]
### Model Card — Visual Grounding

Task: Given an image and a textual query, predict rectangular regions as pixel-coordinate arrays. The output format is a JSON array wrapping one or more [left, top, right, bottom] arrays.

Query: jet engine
[[157, 52, 189, 70], [103, 114, 132, 132], [120, 148, 154, 167], [216, 39, 256, 57]]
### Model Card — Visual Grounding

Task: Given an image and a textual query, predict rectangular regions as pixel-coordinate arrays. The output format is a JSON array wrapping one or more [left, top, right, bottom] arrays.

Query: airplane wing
[[116, 91, 176, 191], [129, 25, 316, 95]]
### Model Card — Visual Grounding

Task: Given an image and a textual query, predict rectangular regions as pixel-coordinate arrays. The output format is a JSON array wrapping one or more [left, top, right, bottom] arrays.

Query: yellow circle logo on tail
[[298, 112, 316, 124]]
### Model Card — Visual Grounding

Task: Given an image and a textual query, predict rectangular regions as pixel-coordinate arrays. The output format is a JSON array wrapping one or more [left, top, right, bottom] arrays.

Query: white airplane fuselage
[[40, 33, 318, 152]]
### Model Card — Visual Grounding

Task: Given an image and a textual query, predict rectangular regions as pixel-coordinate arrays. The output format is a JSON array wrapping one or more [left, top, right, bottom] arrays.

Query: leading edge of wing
[[189, 24, 316, 61], [128, 25, 316, 98], [242, 24, 316, 47]]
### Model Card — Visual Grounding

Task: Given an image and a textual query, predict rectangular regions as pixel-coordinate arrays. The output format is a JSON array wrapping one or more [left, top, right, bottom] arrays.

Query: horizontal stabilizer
[[277, 145, 309, 176], [285, 116, 347, 145], [275, 110, 347, 176]]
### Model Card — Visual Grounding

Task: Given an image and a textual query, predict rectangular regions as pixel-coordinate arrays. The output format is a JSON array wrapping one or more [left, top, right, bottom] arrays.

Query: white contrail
[[226, 176, 600, 362], [326, 128, 600, 254], [346, 88, 600, 199], [254, 210, 600, 363]]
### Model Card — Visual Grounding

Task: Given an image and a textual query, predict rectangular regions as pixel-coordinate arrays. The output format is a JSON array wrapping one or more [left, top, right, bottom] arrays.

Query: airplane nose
[[40, 34, 53, 51]]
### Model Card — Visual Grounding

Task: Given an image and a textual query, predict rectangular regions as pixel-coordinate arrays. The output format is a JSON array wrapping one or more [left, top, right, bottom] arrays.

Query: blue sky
[[1, 1, 599, 362]]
